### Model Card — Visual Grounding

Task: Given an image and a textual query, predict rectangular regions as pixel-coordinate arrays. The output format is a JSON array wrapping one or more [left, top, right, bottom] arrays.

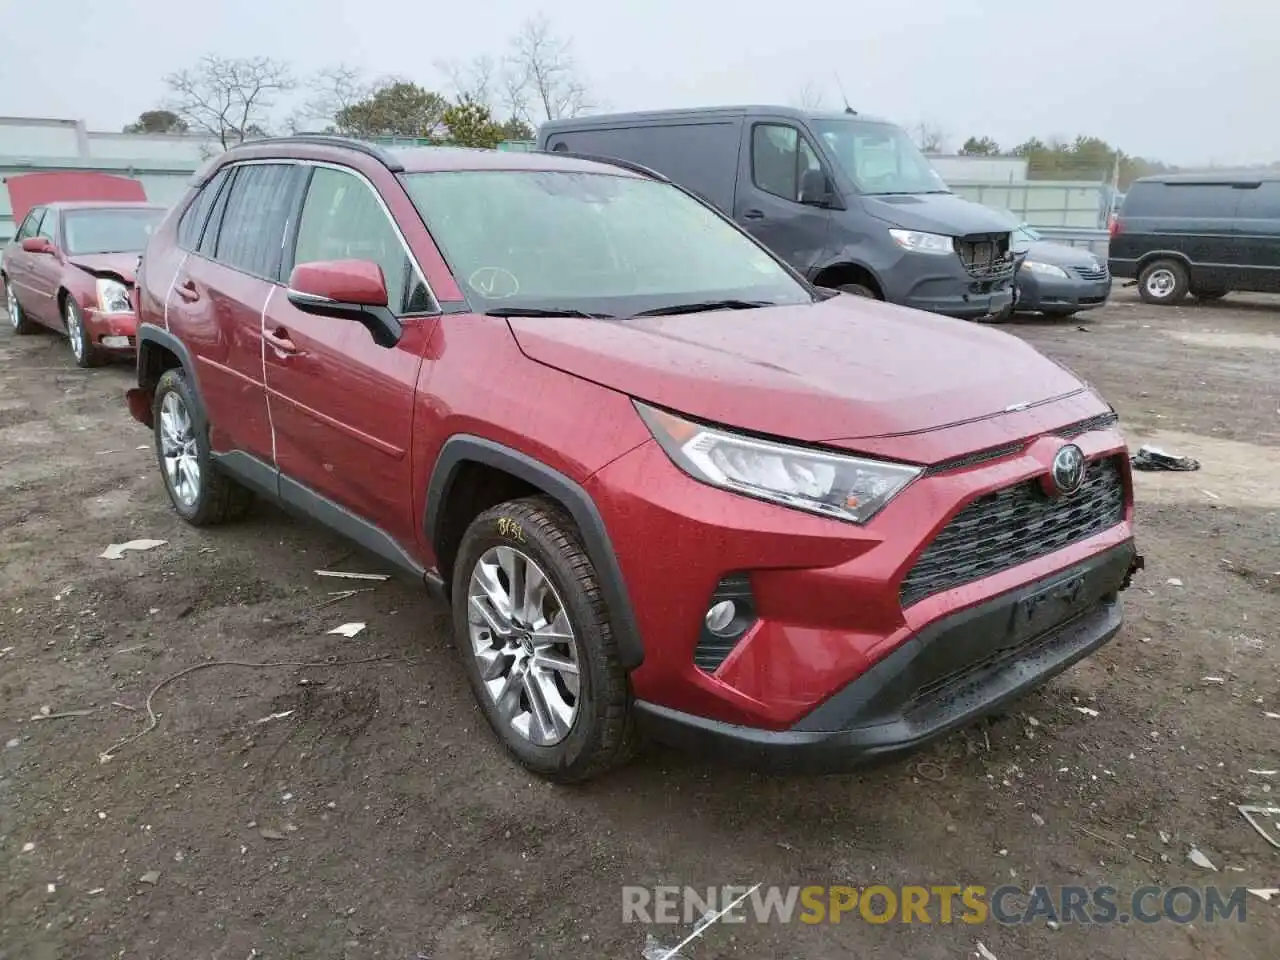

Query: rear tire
[[451, 496, 634, 783], [5, 279, 38, 335], [839, 283, 877, 299], [152, 367, 253, 525], [1137, 259, 1189, 305]]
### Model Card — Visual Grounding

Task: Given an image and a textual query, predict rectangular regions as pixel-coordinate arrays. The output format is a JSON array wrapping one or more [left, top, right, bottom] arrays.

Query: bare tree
[[163, 55, 295, 149], [289, 64, 369, 133], [437, 55, 497, 110], [792, 80, 827, 111], [912, 121, 948, 154], [502, 15, 592, 126]]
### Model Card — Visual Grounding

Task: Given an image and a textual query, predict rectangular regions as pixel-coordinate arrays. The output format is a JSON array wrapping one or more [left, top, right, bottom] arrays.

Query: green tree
[[958, 136, 1000, 156], [123, 109, 189, 134], [335, 81, 449, 139], [443, 98, 504, 149], [497, 117, 535, 141]]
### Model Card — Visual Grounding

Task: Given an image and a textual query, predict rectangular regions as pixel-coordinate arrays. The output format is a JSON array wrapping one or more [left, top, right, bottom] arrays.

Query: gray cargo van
[[538, 106, 1017, 320]]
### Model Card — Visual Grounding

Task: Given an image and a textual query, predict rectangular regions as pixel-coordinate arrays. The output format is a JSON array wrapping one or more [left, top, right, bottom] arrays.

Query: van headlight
[[635, 402, 921, 524], [888, 229, 954, 255], [96, 278, 132, 314]]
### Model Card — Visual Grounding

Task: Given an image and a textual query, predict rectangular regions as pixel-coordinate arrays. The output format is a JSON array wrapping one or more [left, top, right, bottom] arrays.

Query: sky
[[3, 0, 1277, 167]]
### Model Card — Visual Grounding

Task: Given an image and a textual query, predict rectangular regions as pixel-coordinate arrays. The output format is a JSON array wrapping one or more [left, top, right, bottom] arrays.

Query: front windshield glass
[[812, 119, 950, 195], [63, 208, 163, 255], [402, 170, 812, 315]]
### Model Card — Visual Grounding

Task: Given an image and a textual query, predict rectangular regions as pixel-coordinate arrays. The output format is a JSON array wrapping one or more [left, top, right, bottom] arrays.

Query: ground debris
[[314, 570, 389, 581], [1237, 805, 1280, 850], [1131, 446, 1201, 471], [100, 539, 167, 560], [139, 870, 160, 886], [327, 622, 367, 638], [1188, 847, 1218, 871]]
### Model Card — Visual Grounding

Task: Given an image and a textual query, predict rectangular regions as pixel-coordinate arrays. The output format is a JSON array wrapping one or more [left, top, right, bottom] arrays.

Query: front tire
[[451, 496, 634, 782], [5, 279, 38, 335], [1192, 289, 1228, 302], [63, 297, 103, 368], [839, 283, 876, 299], [152, 368, 253, 525], [1138, 259, 1189, 305]]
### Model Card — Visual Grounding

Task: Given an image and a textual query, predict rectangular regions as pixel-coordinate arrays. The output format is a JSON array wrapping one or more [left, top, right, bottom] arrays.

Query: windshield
[[811, 119, 950, 195], [402, 171, 812, 316], [63, 208, 163, 255]]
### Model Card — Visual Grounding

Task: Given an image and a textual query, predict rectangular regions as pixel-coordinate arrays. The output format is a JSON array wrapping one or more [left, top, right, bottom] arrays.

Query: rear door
[[4, 208, 43, 306], [733, 120, 832, 275], [263, 163, 436, 548], [1230, 181, 1280, 293], [168, 162, 303, 465]]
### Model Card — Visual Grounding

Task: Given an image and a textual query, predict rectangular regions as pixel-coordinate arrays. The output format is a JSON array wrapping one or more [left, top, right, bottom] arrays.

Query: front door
[[263, 164, 437, 550], [25, 208, 64, 326], [733, 120, 832, 277]]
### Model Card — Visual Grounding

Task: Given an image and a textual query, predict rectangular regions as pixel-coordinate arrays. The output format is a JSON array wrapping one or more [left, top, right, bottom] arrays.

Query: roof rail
[[537, 150, 669, 183], [226, 134, 405, 173]]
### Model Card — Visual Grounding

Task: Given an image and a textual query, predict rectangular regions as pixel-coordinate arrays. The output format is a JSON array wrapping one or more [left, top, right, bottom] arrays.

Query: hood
[[507, 296, 1086, 447], [4, 171, 147, 224], [67, 252, 140, 285], [1022, 239, 1105, 269], [858, 192, 1015, 237]]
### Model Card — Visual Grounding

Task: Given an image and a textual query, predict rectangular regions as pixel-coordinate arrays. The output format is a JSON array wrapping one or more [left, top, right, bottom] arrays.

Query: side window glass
[[198, 167, 235, 259], [16, 209, 42, 240], [214, 163, 298, 277], [177, 168, 230, 251], [752, 124, 802, 201], [37, 210, 57, 242], [291, 167, 429, 315]]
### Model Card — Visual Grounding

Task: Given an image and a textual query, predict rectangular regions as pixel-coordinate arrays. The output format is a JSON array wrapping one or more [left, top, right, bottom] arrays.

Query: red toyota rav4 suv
[[126, 136, 1141, 781]]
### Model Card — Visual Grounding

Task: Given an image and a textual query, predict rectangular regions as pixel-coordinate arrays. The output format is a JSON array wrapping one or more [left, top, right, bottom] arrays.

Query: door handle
[[265, 327, 299, 355], [741, 209, 765, 221], [176, 279, 199, 303]]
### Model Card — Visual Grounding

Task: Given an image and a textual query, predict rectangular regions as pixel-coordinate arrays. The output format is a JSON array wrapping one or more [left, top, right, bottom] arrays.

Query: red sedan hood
[[67, 253, 139, 285], [508, 296, 1087, 444]]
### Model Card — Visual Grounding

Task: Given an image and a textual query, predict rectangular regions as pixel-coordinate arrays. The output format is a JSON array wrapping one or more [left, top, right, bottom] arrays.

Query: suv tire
[[1138, 259, 1189, 305], [64, 297, 103, 368], [152, 367, 253, 525], [1191, 289, 1228, 301], [451, 496, 634, 782], [5, 279, 38, 335]]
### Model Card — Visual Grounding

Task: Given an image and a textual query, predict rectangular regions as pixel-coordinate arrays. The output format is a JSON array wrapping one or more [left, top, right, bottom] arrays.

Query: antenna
[[833, 72, 856, 114]]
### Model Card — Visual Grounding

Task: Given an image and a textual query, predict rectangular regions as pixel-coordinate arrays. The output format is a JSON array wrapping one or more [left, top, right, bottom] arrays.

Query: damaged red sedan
[[3, 201, 165, 366]]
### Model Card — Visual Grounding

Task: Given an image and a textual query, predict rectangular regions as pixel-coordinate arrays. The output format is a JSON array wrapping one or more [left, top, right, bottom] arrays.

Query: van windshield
[[812, 119, 950, 196], [403, 170, 813, 316]]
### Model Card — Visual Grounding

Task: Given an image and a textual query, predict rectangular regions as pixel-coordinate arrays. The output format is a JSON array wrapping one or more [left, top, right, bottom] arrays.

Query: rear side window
[[1124, 182, 1240, 218], [177, 168, 231, 250], [1234, 181, 1280, 220], [213, 163, 300, 278]]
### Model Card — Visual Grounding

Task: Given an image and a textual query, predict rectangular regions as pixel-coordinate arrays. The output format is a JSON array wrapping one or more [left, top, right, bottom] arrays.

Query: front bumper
[[877, 253, 1016, 319], [636, 541, 1140, 772], [82, 306, 137, 352], [1016, 273, 1111, 313]]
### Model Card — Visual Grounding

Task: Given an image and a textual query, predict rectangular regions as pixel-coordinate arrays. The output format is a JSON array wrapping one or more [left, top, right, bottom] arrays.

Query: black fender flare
[[425, 435, 645, 670], [1135, 250, 1194, 273], [133, 323, 208, 429]]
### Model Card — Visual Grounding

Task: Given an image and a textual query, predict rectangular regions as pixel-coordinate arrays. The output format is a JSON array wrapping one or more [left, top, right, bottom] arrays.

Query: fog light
[[101, 335, 131, 349], [705, 600, 737, 636]]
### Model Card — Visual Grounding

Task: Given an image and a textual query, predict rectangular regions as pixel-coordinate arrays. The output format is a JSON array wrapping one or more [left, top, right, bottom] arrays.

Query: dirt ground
[[2, 286, 1278, 960]]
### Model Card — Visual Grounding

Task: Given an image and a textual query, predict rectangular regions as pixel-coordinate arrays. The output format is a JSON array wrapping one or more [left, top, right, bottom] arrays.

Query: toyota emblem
[[1050, 444, 1086, 495]]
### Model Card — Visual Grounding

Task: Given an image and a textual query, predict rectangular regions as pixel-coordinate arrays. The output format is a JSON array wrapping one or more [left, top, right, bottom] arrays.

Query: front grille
[[900, 456, 1126, 608], [957, 233, 1014, 280], [923, 411, 1119, 476], [1071, 264, 1109, 281]]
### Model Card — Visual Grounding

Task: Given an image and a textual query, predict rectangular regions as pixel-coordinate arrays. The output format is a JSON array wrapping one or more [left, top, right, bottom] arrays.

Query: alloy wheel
[[466, 545, 581, 746], [6, 283, 17, 329], [64, 300, 84, 361], [159, 391, 201, 507], [1144, 268, 1176, 300]]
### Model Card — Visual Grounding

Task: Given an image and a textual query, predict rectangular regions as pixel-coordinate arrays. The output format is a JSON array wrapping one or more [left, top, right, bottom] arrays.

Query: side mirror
[[21, 237, 56, 255], [799, 169, 836, 208], [286, 259, 403, 348]]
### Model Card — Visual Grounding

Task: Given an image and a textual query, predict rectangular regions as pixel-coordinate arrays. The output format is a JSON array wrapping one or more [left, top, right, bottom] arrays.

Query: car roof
[[1133, 170, 1280, 185], [42, 201, 166, 211], [392, 146, 647, 176], [539, 105, 894, 130]]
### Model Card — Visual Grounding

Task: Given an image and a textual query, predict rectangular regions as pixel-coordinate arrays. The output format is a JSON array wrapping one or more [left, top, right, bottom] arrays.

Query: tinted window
[[177, 168, 231, 250], [290, 166, 431, 314], [1234, 182, 1280, 220], [403, 170, 810, 316], [198, 168, 235, 259], [214, 163, 299, 278], [63, 208, 163, 255], [15, 209, 43, 240], [751, 124, 821, 202], [1124, 182, 1241, 218]]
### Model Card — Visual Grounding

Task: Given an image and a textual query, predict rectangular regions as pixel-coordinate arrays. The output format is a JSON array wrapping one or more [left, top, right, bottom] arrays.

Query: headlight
[[1020, 260, 1069, 279], [635, 402, 922, 525], [888, 229, 954, 255], [96, 278, 132, 313]]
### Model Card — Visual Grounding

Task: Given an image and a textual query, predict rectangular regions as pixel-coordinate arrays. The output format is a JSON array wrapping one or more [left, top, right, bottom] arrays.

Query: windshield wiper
[[484, 306, 614, 319], [631, 299, 774, 318]]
